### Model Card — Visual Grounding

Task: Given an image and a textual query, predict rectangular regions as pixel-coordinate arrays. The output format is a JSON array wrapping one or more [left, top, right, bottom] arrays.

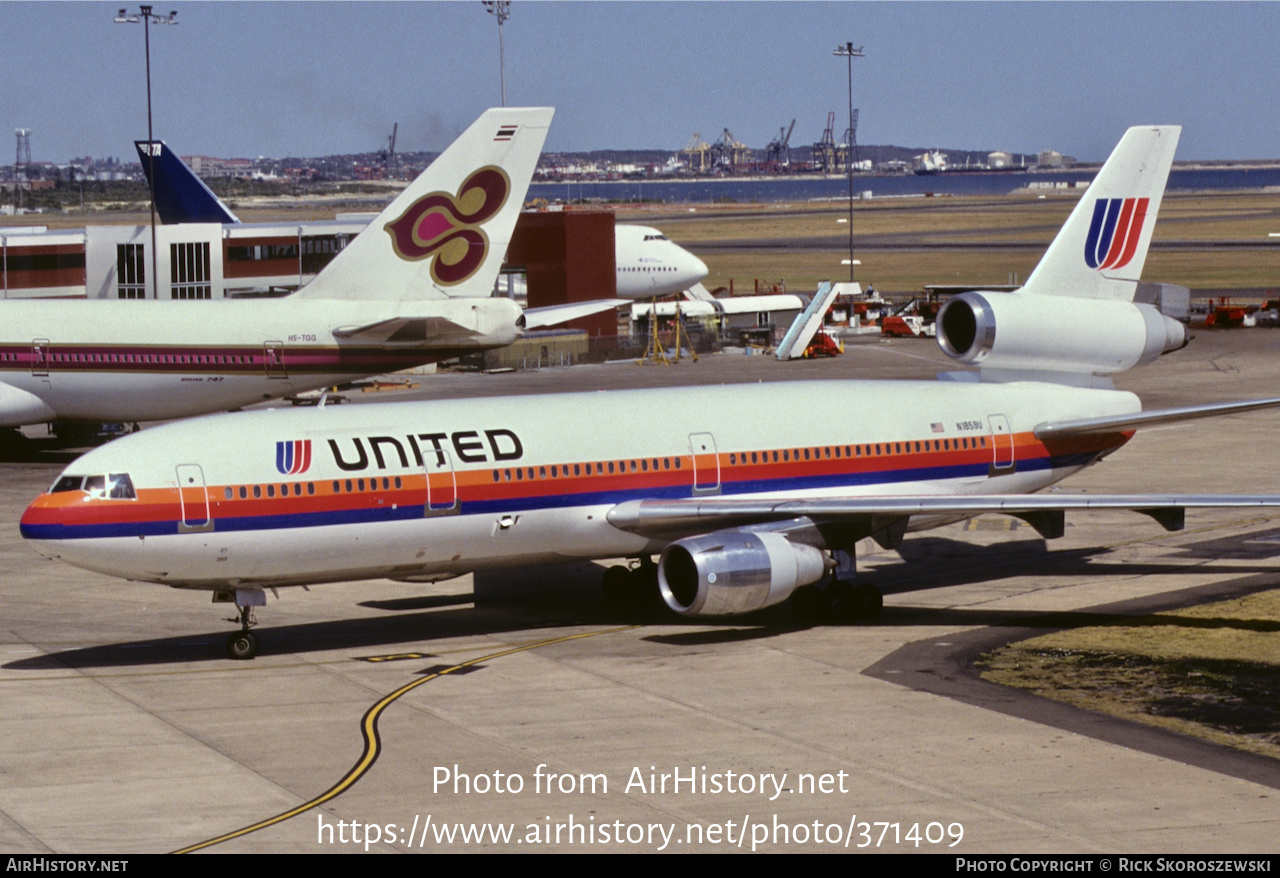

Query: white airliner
[[612, 224, 708, 299], [23, 125, 1280, 659], [0, 107, 612, 430]]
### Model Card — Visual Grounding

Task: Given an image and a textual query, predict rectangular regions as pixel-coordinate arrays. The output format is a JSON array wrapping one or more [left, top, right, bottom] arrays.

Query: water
[[530, 167, 1280, 205]]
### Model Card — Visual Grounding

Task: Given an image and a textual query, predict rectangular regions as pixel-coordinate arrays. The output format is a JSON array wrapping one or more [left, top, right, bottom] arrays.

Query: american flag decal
[[931, 422, 944, 433], [276, 440, 312, 475], [494, 125, 518, 141]]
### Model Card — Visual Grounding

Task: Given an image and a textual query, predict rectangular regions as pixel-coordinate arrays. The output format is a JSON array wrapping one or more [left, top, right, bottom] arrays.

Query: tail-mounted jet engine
[[936, 291, 1185, 376], [657, 530, 829, 616]]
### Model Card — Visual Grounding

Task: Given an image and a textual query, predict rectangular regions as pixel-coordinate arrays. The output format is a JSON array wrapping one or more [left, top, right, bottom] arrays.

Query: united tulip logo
[[383, 166, 511, 286], [1084, 197, 1149, 271]]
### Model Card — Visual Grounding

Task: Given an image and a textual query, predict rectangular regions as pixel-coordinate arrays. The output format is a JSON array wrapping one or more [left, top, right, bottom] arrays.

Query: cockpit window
[[52, 473, 136, 500], [52, 475, 84, 493], [108, 474, 136, 500]]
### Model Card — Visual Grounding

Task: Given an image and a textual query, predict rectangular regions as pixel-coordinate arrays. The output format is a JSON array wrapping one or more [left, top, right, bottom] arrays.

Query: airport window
[[228, 243, 300, 262], [301, 235, 350, 274], [117, 244, 146, 298], [170, 242, 212, 299]]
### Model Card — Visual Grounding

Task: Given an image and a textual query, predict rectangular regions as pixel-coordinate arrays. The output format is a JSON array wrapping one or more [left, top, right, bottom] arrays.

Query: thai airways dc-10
[[0, 107, 613, 431], [23, 125, 1280, 659]]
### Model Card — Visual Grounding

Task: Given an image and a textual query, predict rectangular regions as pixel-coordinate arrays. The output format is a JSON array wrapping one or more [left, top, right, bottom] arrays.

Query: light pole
[[115, 5, 178, 299], [483, 1, 511, 106], [833, 42, 863, 285]]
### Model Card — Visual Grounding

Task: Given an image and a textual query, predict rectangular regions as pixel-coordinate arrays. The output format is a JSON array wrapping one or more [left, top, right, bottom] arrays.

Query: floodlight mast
[[483, 1, 511, 107], [833, 42, 864, 284], [114, 6, 178, 300]]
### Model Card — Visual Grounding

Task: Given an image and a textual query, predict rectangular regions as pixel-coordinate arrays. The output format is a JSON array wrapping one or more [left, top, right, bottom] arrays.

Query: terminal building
[[1, 217, 366, 300]]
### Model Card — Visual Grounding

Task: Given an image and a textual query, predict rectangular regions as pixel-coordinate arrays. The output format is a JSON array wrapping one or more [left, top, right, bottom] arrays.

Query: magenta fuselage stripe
[[0, 344, 444, 375]]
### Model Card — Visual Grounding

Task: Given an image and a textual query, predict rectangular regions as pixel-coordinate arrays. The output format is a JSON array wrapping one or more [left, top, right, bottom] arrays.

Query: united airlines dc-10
[[22, 125, 1280, 659], [0, 107, 615, 432]]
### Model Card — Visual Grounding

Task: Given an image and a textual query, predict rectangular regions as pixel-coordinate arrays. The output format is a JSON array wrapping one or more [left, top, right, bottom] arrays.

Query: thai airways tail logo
[[276, 440, 312, 475], [1084, 197, 1150, 270], [383, 166, 511, 286]]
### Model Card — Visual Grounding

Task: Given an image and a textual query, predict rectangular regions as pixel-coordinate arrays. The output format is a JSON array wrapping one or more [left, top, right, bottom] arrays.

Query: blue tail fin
[[135, 140, 240, 225]]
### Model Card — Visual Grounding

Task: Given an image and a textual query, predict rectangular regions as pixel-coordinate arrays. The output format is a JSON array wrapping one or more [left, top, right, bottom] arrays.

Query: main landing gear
[[793, 547, 884, 625], [216, 588, 265, 659], [602, 557, 661, 611]]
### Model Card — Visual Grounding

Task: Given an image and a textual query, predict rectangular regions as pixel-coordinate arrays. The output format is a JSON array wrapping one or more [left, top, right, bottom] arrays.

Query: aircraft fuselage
[[0, 297, 523, 426], [21, 379, 1140, 589]]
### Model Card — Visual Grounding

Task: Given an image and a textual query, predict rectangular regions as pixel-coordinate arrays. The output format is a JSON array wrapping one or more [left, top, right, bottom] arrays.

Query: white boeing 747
[[0, 107, 611, 431], [23, 125, 1280, 659]]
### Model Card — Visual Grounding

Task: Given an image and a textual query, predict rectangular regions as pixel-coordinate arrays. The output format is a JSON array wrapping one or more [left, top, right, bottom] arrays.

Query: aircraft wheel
[[789, 584, 826, 624], [227, 630, 259, 660], [602, 565, 635, 603], [846, 583, 884, 622], [825, 581, 883, 624]]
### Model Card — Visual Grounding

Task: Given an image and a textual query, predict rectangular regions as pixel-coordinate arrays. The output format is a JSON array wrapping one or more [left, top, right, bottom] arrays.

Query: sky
[[2, 2, 1278, 164]]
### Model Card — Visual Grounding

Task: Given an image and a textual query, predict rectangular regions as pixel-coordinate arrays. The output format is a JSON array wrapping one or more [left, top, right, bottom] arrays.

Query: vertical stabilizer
[[296, 107, 553, 301], [135, 140, 241, 224], [1019, 125, 1180, 300]]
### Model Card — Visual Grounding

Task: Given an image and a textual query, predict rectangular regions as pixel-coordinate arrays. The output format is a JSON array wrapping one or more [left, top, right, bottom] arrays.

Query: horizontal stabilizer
[[607, 493, 1280, 540], [522, 299, 622, 329], [1034, 396, 1280, 440], [331, 316, 481, 344]]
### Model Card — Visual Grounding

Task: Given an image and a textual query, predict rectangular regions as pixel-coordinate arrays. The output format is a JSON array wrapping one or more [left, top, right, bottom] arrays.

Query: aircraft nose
[[20, 492, 68, 558], [681, 252, 709, 286]]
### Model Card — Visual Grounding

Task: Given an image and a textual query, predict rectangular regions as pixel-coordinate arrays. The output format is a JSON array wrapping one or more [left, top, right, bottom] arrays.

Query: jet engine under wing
[[1034, 397, 1280, 440], [606, 494, 1280, 541]]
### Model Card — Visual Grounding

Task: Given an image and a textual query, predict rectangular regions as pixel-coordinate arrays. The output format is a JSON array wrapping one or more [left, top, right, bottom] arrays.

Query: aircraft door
[[176, 464, 213, 531], [988, 414, 1015, 475], [424, 447, 459, 515], [263, 341, 287, 378], [689, 432, 720, 494], [30, 339, 49, 377]]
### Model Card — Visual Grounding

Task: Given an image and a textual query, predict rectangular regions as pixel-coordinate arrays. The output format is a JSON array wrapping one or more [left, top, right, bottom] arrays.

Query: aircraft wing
[[1034, 397, 1280, 439], [606, 493, 1280, 541], [522, 299, 623, 329]]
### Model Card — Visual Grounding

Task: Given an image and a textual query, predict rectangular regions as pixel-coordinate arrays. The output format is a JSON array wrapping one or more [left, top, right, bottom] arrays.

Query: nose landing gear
[[216, 588, 265, 660]]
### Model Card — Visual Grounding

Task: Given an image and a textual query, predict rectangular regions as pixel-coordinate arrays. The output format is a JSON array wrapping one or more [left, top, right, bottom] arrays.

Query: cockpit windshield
[[49, 473, 136, 500]]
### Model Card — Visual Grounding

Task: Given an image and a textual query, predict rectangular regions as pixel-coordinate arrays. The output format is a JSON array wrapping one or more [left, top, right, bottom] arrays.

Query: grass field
[[980, 589, 1280, 759]]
